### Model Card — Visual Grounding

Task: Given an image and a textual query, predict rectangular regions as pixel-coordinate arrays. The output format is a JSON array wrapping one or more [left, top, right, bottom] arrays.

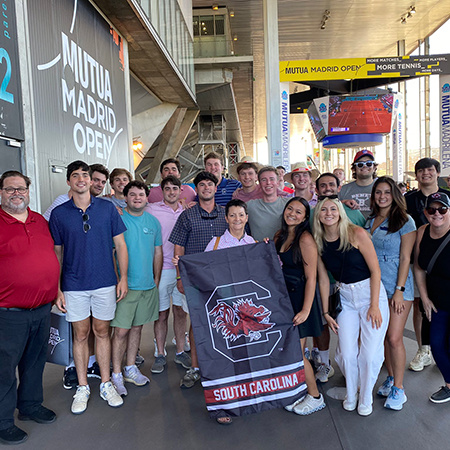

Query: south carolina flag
[[179, 241, 306, 416]]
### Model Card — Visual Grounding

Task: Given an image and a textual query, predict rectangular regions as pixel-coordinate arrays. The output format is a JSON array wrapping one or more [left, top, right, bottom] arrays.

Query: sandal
[[212, 410, 233, 425]]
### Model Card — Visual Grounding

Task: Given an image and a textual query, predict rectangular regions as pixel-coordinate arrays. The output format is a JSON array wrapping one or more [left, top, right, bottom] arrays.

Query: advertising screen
[[328, 94, 393, 135]]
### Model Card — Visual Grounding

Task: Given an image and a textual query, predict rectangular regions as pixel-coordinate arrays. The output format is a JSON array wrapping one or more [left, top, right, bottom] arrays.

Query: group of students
[[39, 152, 450, 422]]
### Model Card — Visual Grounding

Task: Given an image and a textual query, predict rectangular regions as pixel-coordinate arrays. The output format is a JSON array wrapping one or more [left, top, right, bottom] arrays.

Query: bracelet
[[176, 276, 181, 280], [322, 312, 330, 317]]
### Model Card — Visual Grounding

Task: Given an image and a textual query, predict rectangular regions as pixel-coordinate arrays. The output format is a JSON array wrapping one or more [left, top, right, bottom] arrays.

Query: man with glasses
[[405, 158, 447, 372], [169, 171, 228, 388], [0, 171, 60, 445], [49, 161, 128, 415], [339, 150, 378, 219]]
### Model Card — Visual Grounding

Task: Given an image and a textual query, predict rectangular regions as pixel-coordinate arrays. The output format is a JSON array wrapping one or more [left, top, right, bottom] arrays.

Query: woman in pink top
[[204, 199, 255, 425]]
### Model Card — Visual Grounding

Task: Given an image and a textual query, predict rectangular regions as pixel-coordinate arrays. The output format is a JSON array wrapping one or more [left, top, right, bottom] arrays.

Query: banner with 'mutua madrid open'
[[27, 0, 129, 169], [179, 242, 306, 416]]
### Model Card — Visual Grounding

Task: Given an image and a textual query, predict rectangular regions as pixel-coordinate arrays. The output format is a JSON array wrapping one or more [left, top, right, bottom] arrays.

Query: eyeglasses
[[354, 161, 376, 168], [82, 213, 91, 233], [426, 206, 448, 215], [2, 187, 28, 194], [318, 194, 339, 201]]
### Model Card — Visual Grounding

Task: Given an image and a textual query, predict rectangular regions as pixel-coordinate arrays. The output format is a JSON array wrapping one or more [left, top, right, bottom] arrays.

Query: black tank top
[[321, 238, 371, 284], [418, 225, 450, 311]]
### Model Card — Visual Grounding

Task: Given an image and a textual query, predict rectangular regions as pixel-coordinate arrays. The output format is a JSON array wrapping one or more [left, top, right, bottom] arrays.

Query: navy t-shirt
[[49, 196, 127, 291]]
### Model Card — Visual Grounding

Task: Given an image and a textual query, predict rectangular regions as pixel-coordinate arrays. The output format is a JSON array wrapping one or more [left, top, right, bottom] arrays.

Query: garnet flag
[[178, 241, 306, 416]]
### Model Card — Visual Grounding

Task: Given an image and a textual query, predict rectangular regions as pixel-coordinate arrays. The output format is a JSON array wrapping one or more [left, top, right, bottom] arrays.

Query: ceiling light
[[132, 141, 143, 152], [212, 5, 219, 10], [400, 16, 407, 24], [409, 5, 416, 14], [233, 35, 238, 41], [230, 10, 234, 17]]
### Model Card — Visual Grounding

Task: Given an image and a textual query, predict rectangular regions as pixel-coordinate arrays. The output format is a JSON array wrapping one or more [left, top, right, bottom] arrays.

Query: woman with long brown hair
[[365, 176, 416, 411]]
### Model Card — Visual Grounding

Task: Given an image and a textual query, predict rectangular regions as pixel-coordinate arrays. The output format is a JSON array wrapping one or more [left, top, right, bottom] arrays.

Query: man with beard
[[339, 150, 378, 219], [169, 171, 228, 388], [0, 171, 60, 445]]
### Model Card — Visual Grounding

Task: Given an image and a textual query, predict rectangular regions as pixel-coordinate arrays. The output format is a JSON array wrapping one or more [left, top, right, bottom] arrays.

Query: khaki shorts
[[110, 287, 159, 329]]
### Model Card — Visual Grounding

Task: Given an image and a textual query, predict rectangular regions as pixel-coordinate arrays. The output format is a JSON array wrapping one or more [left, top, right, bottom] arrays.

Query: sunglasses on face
[[354, 161, 376, 168], [426, 206, 448, 215], [318, 194, 339, 201]]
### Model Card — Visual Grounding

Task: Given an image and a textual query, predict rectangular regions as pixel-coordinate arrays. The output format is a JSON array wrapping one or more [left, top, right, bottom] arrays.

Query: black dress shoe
[[0, 425, 28, 445], [18, 405, 56, 424]]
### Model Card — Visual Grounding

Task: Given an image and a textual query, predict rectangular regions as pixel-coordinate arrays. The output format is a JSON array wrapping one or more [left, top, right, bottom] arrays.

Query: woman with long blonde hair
[[313, 196, 389, 416]]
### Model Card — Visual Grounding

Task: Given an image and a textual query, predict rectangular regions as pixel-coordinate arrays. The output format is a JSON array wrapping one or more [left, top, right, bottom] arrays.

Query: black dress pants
[[0, 303, 51, 430]]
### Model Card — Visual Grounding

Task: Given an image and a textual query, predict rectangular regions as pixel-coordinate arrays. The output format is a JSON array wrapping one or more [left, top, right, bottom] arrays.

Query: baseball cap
[[353, 150, 374, 163], [425, 192, 450, 208]]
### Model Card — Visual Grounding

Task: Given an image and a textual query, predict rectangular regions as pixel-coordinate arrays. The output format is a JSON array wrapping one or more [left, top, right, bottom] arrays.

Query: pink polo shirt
[[148, 184, 196, 204], [146, 201, 183, 270]]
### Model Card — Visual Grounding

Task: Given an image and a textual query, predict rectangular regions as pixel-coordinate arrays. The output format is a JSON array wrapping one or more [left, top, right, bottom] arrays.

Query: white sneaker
[[71, 385, 90, 415], [123, 365, 150, 386], [293, 394, 326, 415], [357, 403, 373, 416], [409, 348, 432, 371], [284, 395, 305, 412], [315, 362, 335, 383], [100, 381, 123, 408], [153, 338, 167, 358], [343, 395, 358, 411], [172, 332, 191, 352], [111, 372, 128, 397]]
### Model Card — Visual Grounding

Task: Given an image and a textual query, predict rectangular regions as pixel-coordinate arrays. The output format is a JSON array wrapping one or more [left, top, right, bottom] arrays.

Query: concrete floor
[[14, 314, 448, 450]]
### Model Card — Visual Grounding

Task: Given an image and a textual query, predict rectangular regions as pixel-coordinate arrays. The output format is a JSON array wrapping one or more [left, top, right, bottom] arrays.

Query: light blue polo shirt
[[120, 210, 162, 290]]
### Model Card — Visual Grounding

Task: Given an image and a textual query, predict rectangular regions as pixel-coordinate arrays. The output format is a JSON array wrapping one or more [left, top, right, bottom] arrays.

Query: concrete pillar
[[424, 37, 431, 157], [263, 0, 282, 167]]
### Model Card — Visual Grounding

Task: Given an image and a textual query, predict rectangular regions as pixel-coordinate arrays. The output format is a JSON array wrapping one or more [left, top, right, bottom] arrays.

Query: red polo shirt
[[0, 207, 60, 308]]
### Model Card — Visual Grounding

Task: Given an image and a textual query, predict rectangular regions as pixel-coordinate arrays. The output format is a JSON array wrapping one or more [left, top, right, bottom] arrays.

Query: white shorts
[[158, 269, 188, 313], [64, 285, 117, 322]]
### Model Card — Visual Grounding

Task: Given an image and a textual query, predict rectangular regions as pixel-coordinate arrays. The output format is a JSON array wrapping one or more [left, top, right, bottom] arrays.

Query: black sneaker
[[63, 367, 78, 390], [87, 361, 101, 379], [430, 386, 450, 403], [18, 405, 57, 424], [0, 425, 28, 445]]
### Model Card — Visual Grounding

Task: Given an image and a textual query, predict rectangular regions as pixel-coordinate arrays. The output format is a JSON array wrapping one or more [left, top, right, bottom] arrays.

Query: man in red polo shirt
[[0, 171, 60, 445]]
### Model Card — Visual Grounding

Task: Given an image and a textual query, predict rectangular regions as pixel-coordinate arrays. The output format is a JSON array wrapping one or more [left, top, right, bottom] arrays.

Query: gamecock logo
[[205, 280, 282, 363], [209, 298, 275, 342]]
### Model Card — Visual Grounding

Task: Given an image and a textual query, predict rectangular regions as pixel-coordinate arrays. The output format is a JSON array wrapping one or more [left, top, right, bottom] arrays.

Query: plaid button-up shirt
[[169, 203, 227, 255]]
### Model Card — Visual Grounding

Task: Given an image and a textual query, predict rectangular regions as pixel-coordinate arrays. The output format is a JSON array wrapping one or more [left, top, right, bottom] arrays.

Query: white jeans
[[335, 278, 389, 407]]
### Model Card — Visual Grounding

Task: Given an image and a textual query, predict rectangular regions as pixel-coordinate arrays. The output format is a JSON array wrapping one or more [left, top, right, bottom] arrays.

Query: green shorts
[[110, 287, 159, 329]]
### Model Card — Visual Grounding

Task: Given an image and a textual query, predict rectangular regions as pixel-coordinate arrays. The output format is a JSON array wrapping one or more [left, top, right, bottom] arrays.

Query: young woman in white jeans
[[313, 196, 389, 416]]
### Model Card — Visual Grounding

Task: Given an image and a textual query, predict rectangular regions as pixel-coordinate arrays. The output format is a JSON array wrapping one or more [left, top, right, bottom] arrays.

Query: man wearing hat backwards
[[284, 162, 320, 207], [339, 150, 378, 219]]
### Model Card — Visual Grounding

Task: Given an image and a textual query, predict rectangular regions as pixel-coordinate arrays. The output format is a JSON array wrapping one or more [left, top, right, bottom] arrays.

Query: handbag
[[328, 252, 345, 319], [46, 307, 73, 366], [328, 285, 342, 319]]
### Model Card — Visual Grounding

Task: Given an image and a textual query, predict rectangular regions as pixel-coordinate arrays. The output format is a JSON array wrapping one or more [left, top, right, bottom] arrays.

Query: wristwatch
[[395, 285, 405, 292]]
